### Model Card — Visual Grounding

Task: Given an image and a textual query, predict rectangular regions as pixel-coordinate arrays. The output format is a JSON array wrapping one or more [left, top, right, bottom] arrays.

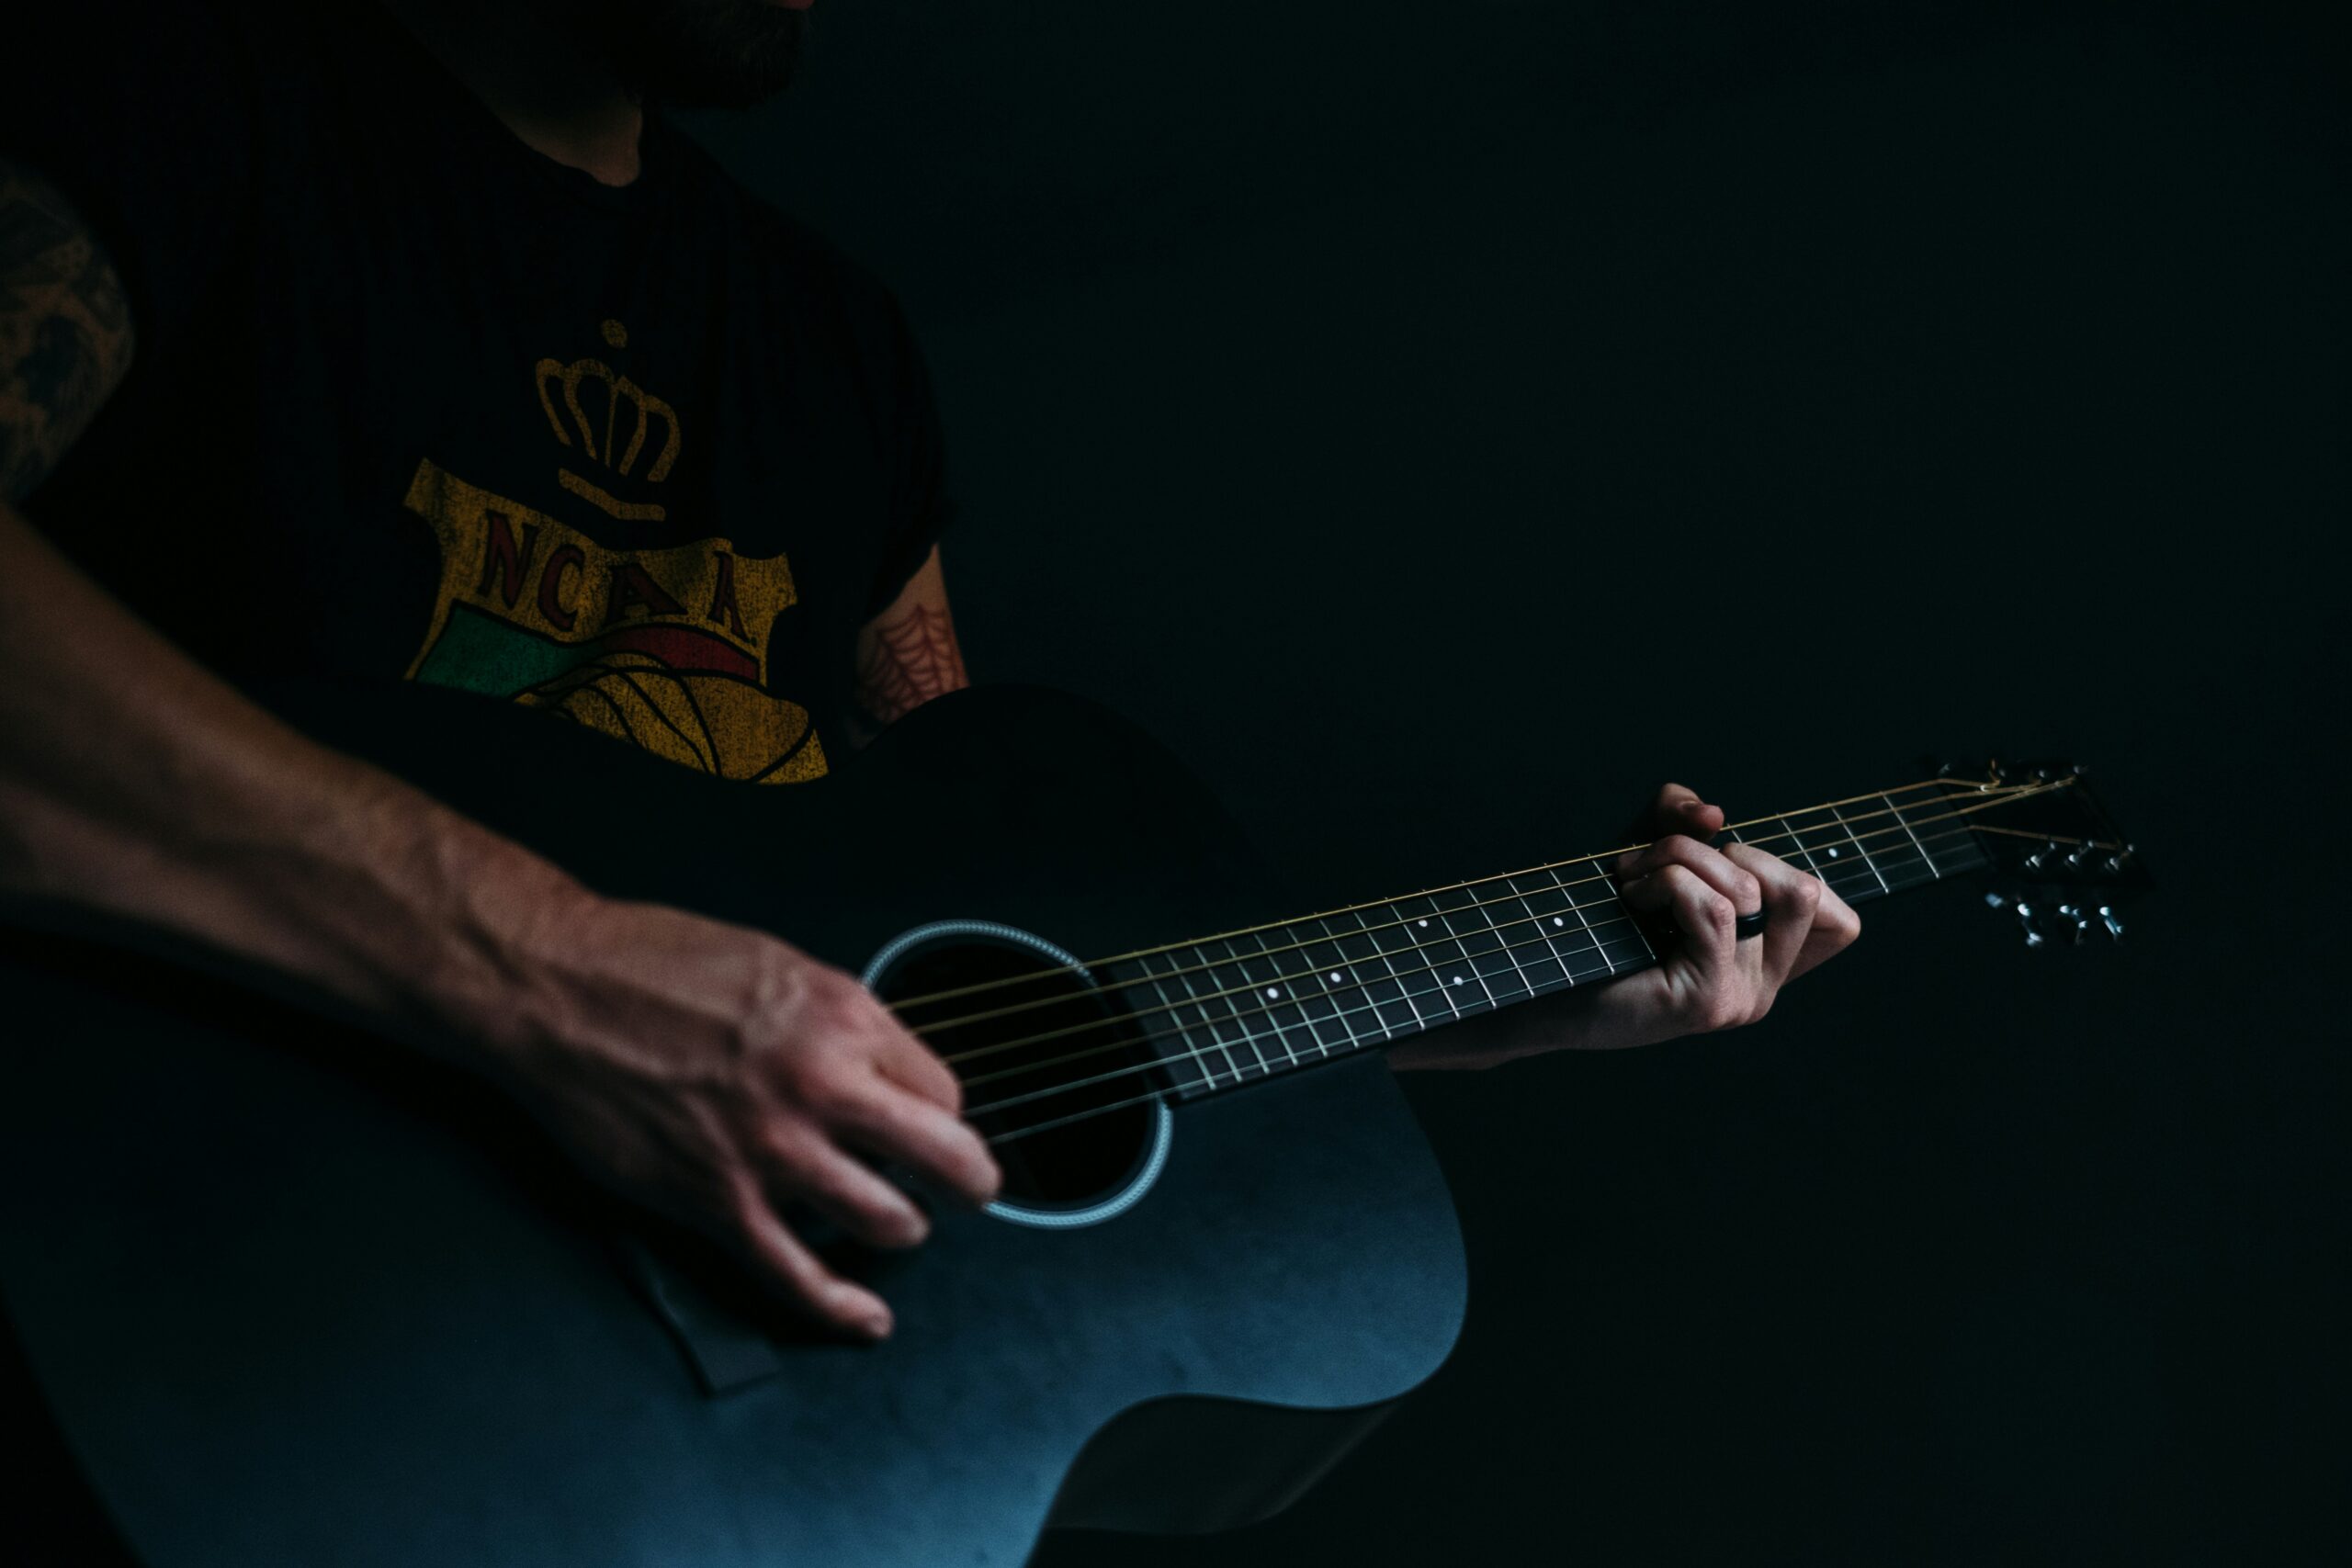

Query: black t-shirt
[[7, 2, 954, 784]]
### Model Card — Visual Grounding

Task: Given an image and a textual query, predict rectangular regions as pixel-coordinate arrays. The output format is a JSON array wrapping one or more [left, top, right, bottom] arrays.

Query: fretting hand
[[1388, 783, 1861, 1068]]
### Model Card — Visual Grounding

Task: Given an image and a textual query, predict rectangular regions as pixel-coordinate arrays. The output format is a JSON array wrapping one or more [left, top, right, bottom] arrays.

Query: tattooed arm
[[0, 163, 992, 1337], [850, 546, 970, 742], [0, 165, 131, 499]]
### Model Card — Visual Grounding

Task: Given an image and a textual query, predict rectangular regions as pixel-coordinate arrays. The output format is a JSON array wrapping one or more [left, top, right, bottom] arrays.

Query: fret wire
[[1227, 934, 1285, 1076], [1777, 815, 1829, 879], [1428, 893, 1497, 1012], [1887, 793, 1940, 878], [1530, 873, 1628, 987], [1562, 856, 1624, 974], [1828, 802, 1891, 897], [1165, 945, 1247, 1087], [1350, 905, 1432, 1036], [1369, 903, 1440, 1021], [1406, 900, 1468, 1021], [1250, 925, 1315, 1068], [1168, 948, 1238, 1089], [1135, 961, 1211, 1097], [1306, 917, 1370, 1055], [1436, 885, 1521, 1005], [1476, 881, 1544, 1000], [1505, 872, 1572, 990]]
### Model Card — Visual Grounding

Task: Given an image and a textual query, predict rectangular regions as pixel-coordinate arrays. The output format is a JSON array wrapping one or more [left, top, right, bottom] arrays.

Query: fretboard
[[1112, 784, 1991, 1099]]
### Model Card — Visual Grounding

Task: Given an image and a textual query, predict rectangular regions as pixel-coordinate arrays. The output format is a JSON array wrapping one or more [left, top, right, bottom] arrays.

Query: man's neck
[[380, 0, 645, 187]]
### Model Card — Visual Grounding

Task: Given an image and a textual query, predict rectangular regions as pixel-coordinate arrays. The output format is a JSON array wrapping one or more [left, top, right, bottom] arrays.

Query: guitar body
[[0, 684, 1468, 1567]]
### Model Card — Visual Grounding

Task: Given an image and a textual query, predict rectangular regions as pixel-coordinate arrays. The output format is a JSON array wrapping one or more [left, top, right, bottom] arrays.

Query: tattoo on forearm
[[0, 164, 135, 503], [854, 602, 969, 731]]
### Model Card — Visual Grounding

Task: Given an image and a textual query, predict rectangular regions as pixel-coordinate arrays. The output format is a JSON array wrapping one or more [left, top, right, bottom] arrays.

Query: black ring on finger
[[1734, 904, 1769, 940]]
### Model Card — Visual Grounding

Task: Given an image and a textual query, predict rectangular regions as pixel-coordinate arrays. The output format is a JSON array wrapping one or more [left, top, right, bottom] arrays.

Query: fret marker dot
[[1418, 919, 1429, 928], [1553, 917, 1565, 926], [1827, 847, 1839, 856], [1329, 973, 1343, 984], [1265, 987, 1281, 999], [1452, 976, 1465, 987]]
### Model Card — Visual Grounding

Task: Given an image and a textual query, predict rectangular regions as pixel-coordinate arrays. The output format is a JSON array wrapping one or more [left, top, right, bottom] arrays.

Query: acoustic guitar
[[0, 681, 2144, 1566]]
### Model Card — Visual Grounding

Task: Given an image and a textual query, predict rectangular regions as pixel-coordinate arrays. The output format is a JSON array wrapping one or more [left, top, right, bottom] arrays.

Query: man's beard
[[563, 0, 808, 109]]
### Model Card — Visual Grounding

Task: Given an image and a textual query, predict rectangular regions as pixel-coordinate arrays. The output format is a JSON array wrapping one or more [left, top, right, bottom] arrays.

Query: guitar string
[[882, 773, 2003, 1015], [1967, 821, 2126, 847], [975, 825, 1955, 1149], [887, 773, 1984, 1017], [962, 786, 2066, 1140], [975, 801, 2060, 1149], [907, 778, 2027, 1040], [962, 802, 2023, 1122], [923, 780, 2064, 1066], [944, 804, 1999, 1082], [959, 816, 1992, 1111]]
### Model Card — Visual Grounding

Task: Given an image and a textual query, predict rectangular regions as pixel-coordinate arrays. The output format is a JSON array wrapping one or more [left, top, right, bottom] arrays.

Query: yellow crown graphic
[[535, 320, 678, 523]]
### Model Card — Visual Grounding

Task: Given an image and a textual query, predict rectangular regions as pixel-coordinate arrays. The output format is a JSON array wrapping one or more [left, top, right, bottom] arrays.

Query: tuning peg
[[2098, 905, 2124, 941]]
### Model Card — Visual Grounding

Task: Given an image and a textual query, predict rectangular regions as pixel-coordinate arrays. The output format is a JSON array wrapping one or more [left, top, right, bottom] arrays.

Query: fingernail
[[861, 1308, 894, 1340]]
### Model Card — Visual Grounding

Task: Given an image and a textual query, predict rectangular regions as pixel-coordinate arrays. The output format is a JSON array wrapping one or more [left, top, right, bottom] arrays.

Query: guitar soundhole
[[877, 937, 1161, 1210]]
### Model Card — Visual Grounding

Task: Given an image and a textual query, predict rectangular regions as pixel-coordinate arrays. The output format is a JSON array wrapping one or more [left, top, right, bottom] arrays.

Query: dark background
[[689, 3, 2346, 1562]]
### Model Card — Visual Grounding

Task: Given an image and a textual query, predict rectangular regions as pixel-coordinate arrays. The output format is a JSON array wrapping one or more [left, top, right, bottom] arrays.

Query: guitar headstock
[[1933, 759, 2150, 949]]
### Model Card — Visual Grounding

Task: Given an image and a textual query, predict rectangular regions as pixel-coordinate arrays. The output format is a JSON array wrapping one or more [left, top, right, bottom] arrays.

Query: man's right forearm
[[0, 498, 576, 1063], [0, 162, 996, 1337]]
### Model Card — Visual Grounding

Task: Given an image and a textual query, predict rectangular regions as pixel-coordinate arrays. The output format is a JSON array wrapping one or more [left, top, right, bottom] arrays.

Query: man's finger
[[1620, 864, 1743, 987], [1618, 835, 1762, 916], [1723, 842, 1822, 987], [729, 1171, 894, 1340], [1791, 885, 1863, 979], [1627, 860, 1758, 1029], [763, 1132, 933, 1250], [1646, 782, 1724, 839], [831, 1083, 1002, 1209], [869, 1023, 966, 1115]]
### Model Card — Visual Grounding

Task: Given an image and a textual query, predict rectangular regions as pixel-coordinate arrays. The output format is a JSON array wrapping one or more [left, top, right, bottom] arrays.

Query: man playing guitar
[[0, 0, 1858, 1355]]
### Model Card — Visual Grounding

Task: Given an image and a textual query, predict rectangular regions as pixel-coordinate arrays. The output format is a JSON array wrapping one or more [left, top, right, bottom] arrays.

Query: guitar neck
[[1112, 781, 1998, 1098]]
